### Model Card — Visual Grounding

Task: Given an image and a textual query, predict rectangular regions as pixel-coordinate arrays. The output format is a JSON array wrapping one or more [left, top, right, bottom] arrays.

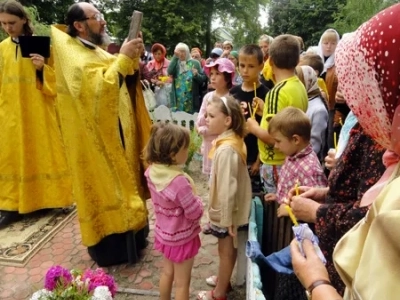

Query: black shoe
[[0, 211, 22, 228]]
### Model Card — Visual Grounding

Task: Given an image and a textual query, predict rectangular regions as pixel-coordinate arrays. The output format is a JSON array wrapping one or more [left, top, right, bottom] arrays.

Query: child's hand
[[249, 160, 260, 176], [246, 118, 259, 134], [264, 193, 277, 202], [228, 225, 236, 237], [252, 97, 264, 116], [277, 203, 289, 218]]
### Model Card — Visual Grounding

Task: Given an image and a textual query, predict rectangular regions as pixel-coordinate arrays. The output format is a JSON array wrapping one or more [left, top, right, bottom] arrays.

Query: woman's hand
[[291, 239, 330, 288], [288, 186, 328, 203], [290, 195, 321, 223], [30, 53, 45, 71], [192, 67, 198, 77]]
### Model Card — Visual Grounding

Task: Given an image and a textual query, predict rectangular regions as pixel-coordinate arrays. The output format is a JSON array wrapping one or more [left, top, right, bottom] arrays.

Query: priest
[[51, 2, 151, 266]]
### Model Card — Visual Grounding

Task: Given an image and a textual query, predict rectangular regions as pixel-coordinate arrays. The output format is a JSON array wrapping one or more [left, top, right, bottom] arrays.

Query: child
[[264, 107, 327, 300], [264, 107, 327, 214], [247, 34, 308, 195], [230, 45, 268, 194], [196, 58, 236, 175], [143, 122, 203, 300], [197, 96, 252, 300]]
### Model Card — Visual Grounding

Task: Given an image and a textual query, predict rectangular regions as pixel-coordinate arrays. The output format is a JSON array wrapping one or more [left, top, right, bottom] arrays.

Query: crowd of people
[[0, 0, 399, 299]]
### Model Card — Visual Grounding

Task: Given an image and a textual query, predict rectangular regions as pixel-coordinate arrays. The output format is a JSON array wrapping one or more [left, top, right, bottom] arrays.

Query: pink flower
[[44, 265, 73, 291], [82, 268, 117, 297]]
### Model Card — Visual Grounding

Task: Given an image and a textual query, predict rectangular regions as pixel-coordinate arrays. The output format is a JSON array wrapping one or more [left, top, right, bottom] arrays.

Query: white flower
[[91, 286, 113, 300], [30, 289, 53, 300]]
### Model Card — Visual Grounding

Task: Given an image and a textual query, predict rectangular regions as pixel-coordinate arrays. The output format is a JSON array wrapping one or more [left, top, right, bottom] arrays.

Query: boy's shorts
[[260, 163, 282, 194]]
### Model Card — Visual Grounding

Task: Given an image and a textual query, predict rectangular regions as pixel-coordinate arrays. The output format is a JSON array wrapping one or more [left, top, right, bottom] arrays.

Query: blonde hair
[[142, 122, 190, 165], [208, 95, 246, 138], [321, 29, 339, 44], [268, 107, 311, 141], [259, 34, 274, 45]]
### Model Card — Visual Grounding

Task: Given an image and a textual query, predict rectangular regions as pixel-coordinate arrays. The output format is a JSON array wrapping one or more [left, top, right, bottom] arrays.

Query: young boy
[[230, 45, 268, 194], [247, 34, 308, 194], [264, 107, 327, 216]]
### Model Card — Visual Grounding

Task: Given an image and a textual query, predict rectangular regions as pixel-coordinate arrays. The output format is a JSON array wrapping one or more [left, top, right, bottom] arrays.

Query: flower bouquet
[[30, 265, 117, 300]]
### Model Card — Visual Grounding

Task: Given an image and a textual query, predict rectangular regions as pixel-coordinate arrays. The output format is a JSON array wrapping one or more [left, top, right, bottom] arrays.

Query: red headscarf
[[336, 3, 400, 206], [151, 43, 166, 70]]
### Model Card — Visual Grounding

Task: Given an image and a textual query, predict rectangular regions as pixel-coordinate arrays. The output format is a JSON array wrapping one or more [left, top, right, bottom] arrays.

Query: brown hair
[[0, 0, 33, 36], [268, 34, 300, 70], [208, 95, 246, 138], [142, 122, 190, 165], [239, 44, 264, 65], [298, 53, 324, 76], [268, 107, 311, 142]]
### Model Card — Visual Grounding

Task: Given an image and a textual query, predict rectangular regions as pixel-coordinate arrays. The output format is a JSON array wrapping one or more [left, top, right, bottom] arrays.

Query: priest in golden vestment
[[51, 2, 151, 266], [0, 0, 72, 227]]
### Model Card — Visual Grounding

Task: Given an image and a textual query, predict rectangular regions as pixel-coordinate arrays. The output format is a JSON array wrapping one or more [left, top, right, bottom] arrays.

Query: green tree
[[19, 0, 76, 24], [332, 0, 400, 33], [217, 0, 268, 47], [267, 0, 345, 47]]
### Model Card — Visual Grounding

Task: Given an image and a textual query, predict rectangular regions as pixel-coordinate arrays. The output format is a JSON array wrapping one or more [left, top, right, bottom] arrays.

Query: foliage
[[30, 266, 117, 300], [218, 0, 269, 47], [185, 129, 202, 171], [267, 0, 346, 48], [332, 0, 400, 33], [19, 0, 76, 24]]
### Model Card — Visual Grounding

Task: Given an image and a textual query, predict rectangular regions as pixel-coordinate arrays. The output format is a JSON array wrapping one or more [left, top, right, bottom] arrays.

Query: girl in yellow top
[[197, 96, 252, 300], [0, 0, 71, 227]]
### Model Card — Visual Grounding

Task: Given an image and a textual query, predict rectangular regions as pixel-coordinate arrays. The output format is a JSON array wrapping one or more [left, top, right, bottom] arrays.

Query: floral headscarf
[[296, 65, 320, 99], [336, 3, 400, 206]]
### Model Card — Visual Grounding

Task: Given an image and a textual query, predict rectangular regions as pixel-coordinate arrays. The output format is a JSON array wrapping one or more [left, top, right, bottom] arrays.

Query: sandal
[[197, 290, 227, 300], [205, 276, 233, 292]]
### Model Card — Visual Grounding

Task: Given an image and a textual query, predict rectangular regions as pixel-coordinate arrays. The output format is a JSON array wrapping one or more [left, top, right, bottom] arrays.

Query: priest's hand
[[120, 38, 144, 59], [30, 53, 44, 71]]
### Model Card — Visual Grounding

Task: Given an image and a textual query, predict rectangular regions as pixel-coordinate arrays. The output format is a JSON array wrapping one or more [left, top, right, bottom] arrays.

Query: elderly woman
[[168, 42, 206, 113], [290, 4, 400, 299]]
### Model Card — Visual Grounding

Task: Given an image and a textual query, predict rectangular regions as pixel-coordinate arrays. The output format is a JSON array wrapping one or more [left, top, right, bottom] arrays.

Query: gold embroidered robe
[[51, 26, 151, 246], [0, 37, 72, 213]]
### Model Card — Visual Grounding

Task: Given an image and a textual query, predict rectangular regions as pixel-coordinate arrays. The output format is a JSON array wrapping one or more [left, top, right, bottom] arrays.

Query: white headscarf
[[175, 42, 191, 74], [317, 29, 340, 75]]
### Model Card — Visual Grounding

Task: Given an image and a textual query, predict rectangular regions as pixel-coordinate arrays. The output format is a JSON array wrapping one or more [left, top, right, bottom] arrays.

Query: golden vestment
[[334, 163, 400, 300], [0, 37, 72, 213], [51, 26, 151, 247]]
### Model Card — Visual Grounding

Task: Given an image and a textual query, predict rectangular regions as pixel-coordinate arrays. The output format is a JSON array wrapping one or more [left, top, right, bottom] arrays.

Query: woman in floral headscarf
[[168, 42, 206, 113], [296, 65, 328, 160], [290, 4, 400, 299]]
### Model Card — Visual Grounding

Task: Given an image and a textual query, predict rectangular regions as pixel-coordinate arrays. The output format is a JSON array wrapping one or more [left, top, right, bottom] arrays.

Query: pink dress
[[196, 91, 229, 175]]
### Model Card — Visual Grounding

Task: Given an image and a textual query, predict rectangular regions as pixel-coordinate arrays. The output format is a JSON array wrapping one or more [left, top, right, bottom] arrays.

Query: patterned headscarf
[[336, 3, 400, 206], [296, 65, 320, 99]]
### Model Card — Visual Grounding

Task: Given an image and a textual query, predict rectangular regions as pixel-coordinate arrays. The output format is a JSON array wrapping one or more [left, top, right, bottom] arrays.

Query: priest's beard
[[86, 25, 111, 48]]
